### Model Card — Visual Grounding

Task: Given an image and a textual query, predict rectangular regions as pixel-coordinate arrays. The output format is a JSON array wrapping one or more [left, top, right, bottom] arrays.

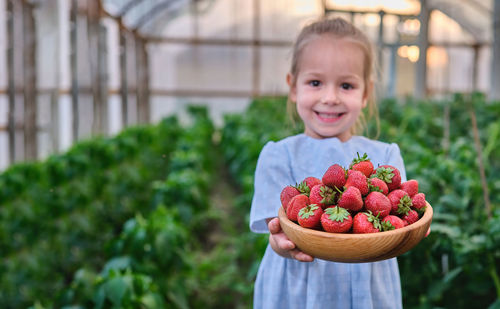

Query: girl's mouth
[[315, 111, 344, 123]]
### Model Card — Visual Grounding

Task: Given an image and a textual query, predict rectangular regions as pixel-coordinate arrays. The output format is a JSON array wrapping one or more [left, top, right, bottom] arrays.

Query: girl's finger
[[274, 232, 295, 250], [268, 217, 281, 234], [289, 249, 314, 262]]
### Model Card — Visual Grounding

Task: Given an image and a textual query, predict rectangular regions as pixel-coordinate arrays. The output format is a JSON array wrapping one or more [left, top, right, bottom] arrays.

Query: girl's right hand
[[267, 217, 314, 262]]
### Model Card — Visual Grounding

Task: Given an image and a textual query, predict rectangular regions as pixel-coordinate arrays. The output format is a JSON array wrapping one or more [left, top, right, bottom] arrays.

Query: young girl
[[249, 18, 406, 308]]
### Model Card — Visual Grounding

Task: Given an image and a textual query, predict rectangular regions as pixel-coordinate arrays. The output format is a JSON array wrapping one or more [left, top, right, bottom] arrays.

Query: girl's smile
[[314, 111, 345, 123]]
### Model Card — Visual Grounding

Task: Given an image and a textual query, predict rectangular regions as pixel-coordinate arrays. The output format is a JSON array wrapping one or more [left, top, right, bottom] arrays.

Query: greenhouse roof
[[101, 0, 494, 43]]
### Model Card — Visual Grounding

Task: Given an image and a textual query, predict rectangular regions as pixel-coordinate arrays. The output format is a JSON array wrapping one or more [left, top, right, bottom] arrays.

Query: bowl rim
[[278, 202, 433, 239]]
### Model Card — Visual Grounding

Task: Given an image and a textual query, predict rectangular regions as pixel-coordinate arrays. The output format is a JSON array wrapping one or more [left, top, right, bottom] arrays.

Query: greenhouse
[[0, 0, 499, 307]]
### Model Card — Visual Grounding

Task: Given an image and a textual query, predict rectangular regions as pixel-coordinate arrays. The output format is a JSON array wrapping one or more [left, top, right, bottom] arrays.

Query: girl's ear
[[286, 73, 297, 102], [362, 80, 374, 108]]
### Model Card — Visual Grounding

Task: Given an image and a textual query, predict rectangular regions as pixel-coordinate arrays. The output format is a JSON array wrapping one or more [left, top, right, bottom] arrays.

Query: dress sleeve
[[385, 143, 407, 183], [249, 141, 293, 233]]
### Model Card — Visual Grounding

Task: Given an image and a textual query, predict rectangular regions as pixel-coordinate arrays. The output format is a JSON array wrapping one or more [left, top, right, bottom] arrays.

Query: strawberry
[[286, 194, 310, 222], [303, 177, 322, 190], [280, 185, 300, 208], [400, 179, 419, 197], [322, 164, 347, 190], [298, 204, 324, 229], [352, 211, 381, 233], [349, 152, 374, 177], [387, 189, 412, 216], [309, 184, 337, 208], [381, 215, 405, 230], [364, 191, 391, 218], [320, 206, 352, 233], [372, 165, 401, 192], [368, 177, 389, 195], [336, 186, 363, 212], [411, 193, 427, 212], [401, 209, 419, 226], [345, 170, 369, 196]]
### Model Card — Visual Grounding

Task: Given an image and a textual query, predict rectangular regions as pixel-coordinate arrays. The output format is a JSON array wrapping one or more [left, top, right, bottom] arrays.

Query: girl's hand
[[267, 217, 314, 262]]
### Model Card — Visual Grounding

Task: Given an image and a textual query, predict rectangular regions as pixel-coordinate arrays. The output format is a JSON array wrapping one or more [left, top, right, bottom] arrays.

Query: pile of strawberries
[[280, 153, 427, 233]]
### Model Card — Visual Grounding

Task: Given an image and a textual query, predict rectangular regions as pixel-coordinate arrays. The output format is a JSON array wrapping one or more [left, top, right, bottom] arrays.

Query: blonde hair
[[286, 17, 379, 137]]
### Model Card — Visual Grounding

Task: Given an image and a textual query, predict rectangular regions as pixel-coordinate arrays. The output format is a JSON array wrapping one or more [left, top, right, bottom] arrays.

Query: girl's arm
[[266, 217, 314, 262]]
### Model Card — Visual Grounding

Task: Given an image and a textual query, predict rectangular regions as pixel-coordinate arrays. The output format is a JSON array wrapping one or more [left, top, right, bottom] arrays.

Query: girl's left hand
[[267, 217, 314, 262]]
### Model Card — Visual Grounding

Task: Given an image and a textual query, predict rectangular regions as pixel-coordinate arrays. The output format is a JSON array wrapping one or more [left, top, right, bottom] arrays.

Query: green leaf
[[104, 276, 128, 305]]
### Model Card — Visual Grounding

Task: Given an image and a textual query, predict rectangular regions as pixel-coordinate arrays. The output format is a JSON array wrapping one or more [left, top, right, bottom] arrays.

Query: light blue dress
[[250, 134, 406, 309]]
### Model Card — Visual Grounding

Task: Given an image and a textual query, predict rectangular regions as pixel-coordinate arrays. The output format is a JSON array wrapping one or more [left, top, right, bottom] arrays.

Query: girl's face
[[287, 35, 370, 141]]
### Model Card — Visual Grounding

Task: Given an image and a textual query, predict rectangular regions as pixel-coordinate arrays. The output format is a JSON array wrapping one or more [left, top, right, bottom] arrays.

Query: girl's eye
[[341, 83, 353, 90], [309, 80, 321, 87]]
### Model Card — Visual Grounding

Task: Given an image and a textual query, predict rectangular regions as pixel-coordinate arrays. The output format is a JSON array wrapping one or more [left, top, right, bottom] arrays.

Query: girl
[[249, 17, 406, 308]]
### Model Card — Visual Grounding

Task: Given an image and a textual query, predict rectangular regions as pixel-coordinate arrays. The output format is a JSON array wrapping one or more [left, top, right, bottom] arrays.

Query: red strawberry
[[345, 170, 369, 196], [304, 177, 322, 190], [337, 186, 363, 212], [286, 194, 310, 222], [372, 165, 401, 191], [280, 185, 300, 208], [401, 209, 419, 226], [400, 179, 419, 197], [412, 193, 427, 212], [322, 164, 346, 189], [298, 204, 324, 229], [352, 211, 381, 233], [381, 215, 405, 230], [309, 184, 337, 209], [364, 191, 391, 218], [368, 177, 389, 195], [387, 189, 412, 216], [320, 206, 352, 233], [349, 152, 374, 177]]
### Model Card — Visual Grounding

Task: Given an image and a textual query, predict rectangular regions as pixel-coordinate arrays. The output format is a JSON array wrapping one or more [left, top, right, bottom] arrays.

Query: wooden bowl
[[278, 203, 433, 263]]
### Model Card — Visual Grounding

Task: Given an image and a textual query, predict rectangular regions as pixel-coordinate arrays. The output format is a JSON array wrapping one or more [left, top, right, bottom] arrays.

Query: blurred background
[[0, 0, 500, 308]]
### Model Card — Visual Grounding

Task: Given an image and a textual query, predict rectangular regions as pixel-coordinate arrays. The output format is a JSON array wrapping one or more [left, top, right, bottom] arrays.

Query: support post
[[23, 2, 37, 160], [490, 0, 500, 100], [6, 0, 16, 164], [252, 0, 260, 97], [70, 0, 79, 141], [136, 38, 149, 124], [120, 27, 128, 128], [414, 0, 429, 100]]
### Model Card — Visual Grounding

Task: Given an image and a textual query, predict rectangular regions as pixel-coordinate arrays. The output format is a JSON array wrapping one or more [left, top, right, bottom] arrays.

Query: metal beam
[[491, 0, 500, 100], [117, 0, 143, 17], [146, 36, 292, 47], [132, 0, 180, 31]]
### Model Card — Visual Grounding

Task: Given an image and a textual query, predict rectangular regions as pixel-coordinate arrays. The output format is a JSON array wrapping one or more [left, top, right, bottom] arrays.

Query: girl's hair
[[286, 17, 379, 137]]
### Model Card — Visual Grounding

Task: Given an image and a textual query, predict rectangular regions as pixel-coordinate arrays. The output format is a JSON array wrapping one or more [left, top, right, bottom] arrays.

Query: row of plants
[[0, 117, 181, 307], [375, 94, 500, 308], [55, 106, 218, 308]]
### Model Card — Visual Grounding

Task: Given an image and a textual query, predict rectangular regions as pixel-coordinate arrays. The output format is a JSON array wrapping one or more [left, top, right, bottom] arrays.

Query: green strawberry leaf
[[325, 206, 349, 222], [397, 195, 413, 215], [296, 181, 310, 196], [368, 182, 383, 193], [382, 220, 395, 231], [373, 167, 394, 183], [350, 152, 370, 168], [299, 204, 319, 219]]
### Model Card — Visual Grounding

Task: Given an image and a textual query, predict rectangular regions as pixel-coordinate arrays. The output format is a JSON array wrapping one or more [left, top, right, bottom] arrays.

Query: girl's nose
[[321, 86, 340, 105]]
